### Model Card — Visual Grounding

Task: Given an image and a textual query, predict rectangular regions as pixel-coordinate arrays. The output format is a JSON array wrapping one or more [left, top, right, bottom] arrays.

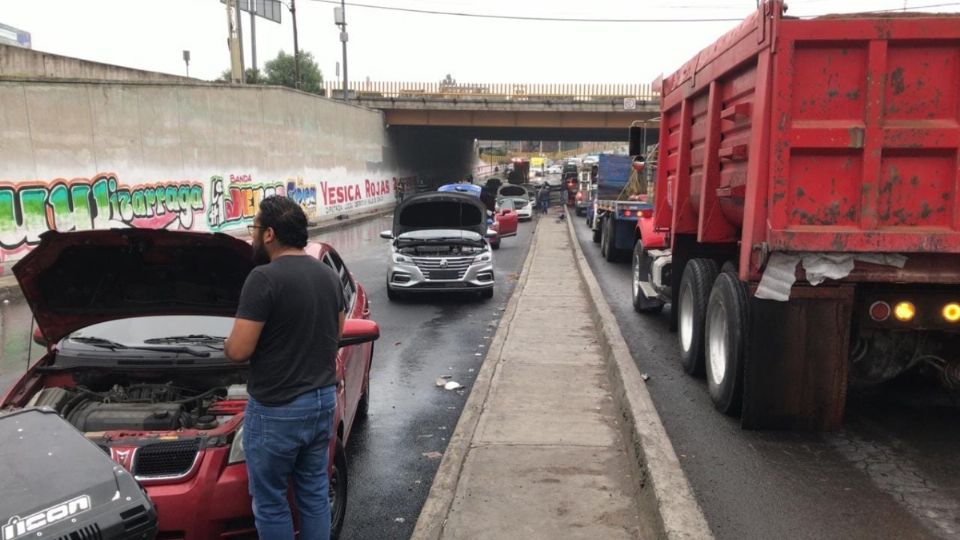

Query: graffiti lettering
[[365, 179, 391, 198], [320, 181, 365, 205], [207, 175, 285, 231], [287, 178, 318, 218], [0, 174, 204, 250]]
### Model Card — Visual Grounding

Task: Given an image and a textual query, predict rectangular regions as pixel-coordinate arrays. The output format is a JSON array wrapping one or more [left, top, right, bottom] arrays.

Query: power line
[[309, 1, 960, 21], [308, 0, 745, 22]]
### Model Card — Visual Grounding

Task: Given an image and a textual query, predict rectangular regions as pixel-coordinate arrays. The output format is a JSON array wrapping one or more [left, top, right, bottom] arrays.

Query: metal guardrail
[[323, 81, 658, 101]]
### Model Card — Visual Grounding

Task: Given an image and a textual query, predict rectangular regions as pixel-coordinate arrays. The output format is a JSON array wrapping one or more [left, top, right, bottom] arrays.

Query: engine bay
[[26, 373, 248, 433], [398, 244, 486, 257]]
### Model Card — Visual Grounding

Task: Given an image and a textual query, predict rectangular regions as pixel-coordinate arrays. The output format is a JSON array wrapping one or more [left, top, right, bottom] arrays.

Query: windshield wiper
[[144, 334, 225, 347], [69, 336, 211, 357]]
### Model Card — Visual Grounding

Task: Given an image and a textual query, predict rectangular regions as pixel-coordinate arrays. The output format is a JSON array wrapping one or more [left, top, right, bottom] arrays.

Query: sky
[[3, 0, 960, 86]]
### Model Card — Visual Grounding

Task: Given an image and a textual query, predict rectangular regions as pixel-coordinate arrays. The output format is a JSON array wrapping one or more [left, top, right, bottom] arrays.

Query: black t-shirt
[[236, 255, 346, 405]]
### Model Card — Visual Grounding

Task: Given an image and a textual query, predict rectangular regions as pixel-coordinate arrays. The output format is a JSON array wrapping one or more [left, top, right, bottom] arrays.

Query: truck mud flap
[[741, 286, 853, 431]]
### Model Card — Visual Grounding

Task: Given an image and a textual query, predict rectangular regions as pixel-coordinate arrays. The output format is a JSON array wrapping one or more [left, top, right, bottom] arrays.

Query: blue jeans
[[244, 385, 337, 540]]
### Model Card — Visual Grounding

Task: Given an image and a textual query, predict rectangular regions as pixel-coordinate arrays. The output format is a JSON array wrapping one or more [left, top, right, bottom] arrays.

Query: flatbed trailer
[[630, 1, 960, 430]]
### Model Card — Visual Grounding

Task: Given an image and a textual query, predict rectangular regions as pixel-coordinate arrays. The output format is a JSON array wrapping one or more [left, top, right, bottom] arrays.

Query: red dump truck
[[630, 1, 960, 430]]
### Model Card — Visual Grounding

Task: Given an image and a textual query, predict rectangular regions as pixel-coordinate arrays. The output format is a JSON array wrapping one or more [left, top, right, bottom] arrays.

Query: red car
[[1, 229, 380, 539]]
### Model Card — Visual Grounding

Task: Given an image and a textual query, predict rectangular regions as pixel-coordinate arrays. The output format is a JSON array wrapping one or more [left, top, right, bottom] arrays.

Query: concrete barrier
[[565, 209, 714, 539], [0, 79, 408, 266]]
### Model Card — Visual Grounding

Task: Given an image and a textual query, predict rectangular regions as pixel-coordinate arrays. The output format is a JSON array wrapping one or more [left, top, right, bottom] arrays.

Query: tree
[[215, 51, 323, 94], [264, 50, 323, 94]]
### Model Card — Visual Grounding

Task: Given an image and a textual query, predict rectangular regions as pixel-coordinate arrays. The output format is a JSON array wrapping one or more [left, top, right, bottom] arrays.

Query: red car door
[[322, 249, 368, 441], [495, 208, 518, 238]]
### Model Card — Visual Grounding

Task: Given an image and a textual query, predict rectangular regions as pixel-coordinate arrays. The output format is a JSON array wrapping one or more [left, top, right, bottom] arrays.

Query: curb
[[411, 216, 543, 540], [0, 205, 397, 300], [564, 208, 713, 539]]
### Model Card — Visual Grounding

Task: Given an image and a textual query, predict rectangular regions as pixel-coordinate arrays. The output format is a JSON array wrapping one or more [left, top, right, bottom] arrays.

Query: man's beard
[[252, 242, 270, 265]]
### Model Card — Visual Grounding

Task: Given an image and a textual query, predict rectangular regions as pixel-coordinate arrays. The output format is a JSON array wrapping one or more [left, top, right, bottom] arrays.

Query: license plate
[[430, 270, 459, 280]]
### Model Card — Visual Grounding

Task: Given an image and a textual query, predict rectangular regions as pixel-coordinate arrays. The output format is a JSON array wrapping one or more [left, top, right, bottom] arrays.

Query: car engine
[[26, 383, 229, 432]]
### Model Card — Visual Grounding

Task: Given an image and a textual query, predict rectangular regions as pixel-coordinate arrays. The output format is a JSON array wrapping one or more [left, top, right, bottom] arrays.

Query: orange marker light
[[893, 301, 916, 322], [943, 303, 960, 323]]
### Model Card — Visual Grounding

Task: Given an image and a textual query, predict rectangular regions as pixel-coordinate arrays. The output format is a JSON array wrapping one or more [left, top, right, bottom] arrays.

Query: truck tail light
[[640, 209, 653, 218], [623, 210, 633, 217], [943, 303, 960, 323], [869, 301, 890, 322], [893, 301, 916, 322]]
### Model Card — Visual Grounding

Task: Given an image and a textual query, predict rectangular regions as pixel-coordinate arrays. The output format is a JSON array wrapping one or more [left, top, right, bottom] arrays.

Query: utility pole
[[291, 0, 301, 89], [250, 7, 257, 75], [334, 1, 348, 100], [235, 0, 245, 82], [226, 0, 242, 83]]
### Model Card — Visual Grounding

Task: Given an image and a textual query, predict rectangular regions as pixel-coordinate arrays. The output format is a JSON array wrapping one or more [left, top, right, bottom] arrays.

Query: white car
[[498, 197, 533, 221]]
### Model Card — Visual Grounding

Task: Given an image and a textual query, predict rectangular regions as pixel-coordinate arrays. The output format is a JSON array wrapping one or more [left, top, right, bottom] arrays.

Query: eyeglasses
[[247, 225, 265, 234]]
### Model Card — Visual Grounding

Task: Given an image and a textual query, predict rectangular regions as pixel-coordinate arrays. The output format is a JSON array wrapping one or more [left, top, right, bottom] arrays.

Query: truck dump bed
[[654, 1, 960, 277]]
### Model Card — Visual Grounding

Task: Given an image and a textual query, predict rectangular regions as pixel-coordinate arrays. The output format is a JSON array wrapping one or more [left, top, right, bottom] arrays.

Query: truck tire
[[602, 217, 618, 262], [677, 258, 718, 377], [592, 219, 602, 243], [632, 239, 664, 313], [705, 272, 748, 416]]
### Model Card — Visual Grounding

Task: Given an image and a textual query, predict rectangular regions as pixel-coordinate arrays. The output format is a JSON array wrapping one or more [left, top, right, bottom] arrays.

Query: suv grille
[[133, 438, 201, 478], [120, 505, 153, 533], [57, 525, 102, 540], [412, 256, 474, 280]]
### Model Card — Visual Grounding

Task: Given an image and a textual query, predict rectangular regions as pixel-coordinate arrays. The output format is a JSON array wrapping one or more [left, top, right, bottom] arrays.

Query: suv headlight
[[228, 426, 245, 464], [393, 253, 413, 263], [474, 252, 492, 263]]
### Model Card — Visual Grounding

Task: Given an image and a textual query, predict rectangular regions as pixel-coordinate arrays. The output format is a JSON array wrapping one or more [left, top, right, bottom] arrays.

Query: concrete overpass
[[323, 81, 661, 141]]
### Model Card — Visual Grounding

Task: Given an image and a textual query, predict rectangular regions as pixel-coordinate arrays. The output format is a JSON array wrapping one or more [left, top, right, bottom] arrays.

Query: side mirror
[[379, 230, 393, 240], [485, 229, 498, 239], [339, 319, 380, 348], [33, 327, 47, 347]]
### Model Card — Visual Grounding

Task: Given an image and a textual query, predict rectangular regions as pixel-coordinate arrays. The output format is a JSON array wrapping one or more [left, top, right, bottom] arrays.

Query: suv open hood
[[13, 229, 254, 343], [393, 192, 487, 237]]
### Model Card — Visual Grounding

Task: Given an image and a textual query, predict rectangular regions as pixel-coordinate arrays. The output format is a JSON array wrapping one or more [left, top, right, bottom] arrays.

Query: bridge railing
[[323, 81, 658, 102]]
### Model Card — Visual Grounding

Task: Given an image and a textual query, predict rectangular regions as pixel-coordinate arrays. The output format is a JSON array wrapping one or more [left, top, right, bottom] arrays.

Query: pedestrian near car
[[224, 196, 347, 540], [538, 184, 550, 214]]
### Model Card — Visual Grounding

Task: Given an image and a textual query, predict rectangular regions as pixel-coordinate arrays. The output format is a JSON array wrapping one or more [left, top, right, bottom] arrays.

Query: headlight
[[393, 253, 413, 263], [474, 252, 492, 263], [228, 426, 245, 464]]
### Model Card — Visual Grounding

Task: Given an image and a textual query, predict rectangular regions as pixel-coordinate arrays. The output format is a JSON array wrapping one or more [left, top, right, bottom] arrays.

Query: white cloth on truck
[[754, 252, 908, 301]]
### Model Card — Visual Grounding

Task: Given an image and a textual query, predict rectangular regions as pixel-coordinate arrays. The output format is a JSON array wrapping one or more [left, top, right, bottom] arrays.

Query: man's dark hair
[[258, 196, 308, 248]]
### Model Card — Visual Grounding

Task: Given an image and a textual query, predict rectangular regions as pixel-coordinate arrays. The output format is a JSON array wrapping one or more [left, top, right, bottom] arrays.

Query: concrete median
[[412, 210, 711, 539]]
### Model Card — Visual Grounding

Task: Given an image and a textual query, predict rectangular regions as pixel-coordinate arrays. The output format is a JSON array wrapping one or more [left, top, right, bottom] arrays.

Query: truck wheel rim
[[632, 253, 641, 298], [679, 283, 694, 352], [708, 302, 728, 386]]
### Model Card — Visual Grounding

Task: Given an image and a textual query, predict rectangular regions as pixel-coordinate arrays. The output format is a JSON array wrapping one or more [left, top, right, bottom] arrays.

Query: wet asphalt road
[[0, 213, 535, 540], [572, 216, 960, 540], [335, 214, 534, 539]]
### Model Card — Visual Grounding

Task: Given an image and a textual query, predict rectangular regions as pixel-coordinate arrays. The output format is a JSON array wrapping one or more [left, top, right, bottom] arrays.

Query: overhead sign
[[219, 0, 282, 24], [623, 97, 637, 110]]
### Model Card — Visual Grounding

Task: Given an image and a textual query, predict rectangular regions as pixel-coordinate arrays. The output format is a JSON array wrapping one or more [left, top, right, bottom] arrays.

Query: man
[[224, 196, 346, 540], [538, 184, 550, 214]]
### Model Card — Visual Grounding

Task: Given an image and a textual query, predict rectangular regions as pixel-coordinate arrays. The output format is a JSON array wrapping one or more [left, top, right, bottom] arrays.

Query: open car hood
[[13, 229, 254, 343], [497, 185, 528, 198], [393, 192, 488, 237]]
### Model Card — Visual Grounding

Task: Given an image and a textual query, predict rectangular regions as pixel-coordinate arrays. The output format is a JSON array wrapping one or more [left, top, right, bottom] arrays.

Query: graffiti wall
[[0, 171, 406, 265], [0, 79, 408, 266]]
